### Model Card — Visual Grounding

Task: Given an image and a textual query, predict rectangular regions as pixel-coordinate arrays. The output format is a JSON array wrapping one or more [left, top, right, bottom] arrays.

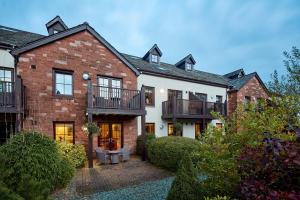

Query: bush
[[136, 133, 155, 156], [167, 155, 200, 200], [0, 132, 75, 199], [147, 136, 201, 171], [237, 137, 300, 199], [0, 181, 23, 200], [204, 196, 231, 200], [57, 142, 86, 168]]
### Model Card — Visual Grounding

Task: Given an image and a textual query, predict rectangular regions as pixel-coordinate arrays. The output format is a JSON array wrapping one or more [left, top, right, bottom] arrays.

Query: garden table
[[108, 150, 121, 164]]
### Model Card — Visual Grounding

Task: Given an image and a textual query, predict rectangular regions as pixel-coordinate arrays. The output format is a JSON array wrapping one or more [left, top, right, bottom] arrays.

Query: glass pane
[[55, 123, 73, 144], [195, 123, 201, 139], [4, 70, 12, 82], [112, 79, 121, 88], [56, 84, 64, 95], [56, 73, 64, 84], [64, 85, 72, 95], [168, 124, 173, 136], [111, 124, 121, 150], [98, 78, 109, 87], [64, 74, 72, 84], [99, 123, 110, 150], [0, 70, 4, 79]]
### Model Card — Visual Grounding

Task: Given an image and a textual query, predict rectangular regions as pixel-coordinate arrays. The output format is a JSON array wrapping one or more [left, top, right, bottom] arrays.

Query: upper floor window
[[168, 89, 183, 100], [151, 54, 158, 63], [0, 68, 13, 92], [97, 76, 122, 98], [54, 70, 73, 96], [216, 95, 223, 103], [186, 63, 192, 71], [145, 86, 155, 106], [195, 93, 207, 101]]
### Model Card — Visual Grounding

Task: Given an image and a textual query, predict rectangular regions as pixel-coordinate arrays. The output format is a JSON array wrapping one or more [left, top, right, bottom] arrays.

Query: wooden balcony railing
[[87, 81, 146, 116], [0, 77, 24, 113], [162, 98, 225, 119]]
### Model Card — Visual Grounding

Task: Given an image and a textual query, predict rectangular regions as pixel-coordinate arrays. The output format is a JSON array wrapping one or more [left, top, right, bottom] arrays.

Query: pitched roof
[[142, 44, 162, 60], [0, 25, 44, 48], [122, 53, 229, 87], [175, 54, 196, 66], [10, 23, 140, 75]]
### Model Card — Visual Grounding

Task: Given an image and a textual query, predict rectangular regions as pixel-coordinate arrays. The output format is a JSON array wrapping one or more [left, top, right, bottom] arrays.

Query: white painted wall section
[[0, 50, 14, 68]]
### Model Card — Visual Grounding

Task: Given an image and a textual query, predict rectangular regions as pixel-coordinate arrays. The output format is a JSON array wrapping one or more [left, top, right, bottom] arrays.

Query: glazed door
[[98, 123, 122, 150]]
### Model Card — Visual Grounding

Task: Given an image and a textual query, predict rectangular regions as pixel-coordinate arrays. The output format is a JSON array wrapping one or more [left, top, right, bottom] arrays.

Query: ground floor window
[[54, 122, 74, 144], [168, 123, 183, 136], [216, 123, 223, 129], [145, 123, 155, 134], [195, 123, 201, 139]]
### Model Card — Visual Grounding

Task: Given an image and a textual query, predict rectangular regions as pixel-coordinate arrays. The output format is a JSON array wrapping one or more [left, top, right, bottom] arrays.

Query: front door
[[98, 123, 122, 150]]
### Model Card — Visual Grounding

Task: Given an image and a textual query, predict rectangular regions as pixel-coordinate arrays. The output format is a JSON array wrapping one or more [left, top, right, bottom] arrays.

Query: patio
[[52, 156, 173, 199]]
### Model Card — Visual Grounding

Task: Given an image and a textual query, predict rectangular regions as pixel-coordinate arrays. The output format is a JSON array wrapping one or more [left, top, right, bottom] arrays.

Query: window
[[168, 89, 183, 100], [145, 123, 155, 134], [216, 123, 223, 129], [186, 63, 192, 71], [195, 123, 201, 139], [168, 123, 183, 136], [168, 123, 174, 136], [0, 68, 13, 92], [216, 95, 223, 103], [151, 54, 158, 63], [244, 96, 251, 104], [145, 86, 155, 106], [195, 93, 207, 101], [54, 122, 74, 144], [54, 70, 73, 96], [97, 76, 122, 98]]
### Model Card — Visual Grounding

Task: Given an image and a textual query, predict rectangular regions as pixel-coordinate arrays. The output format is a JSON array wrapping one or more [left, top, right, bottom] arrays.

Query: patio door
[[98, 123, 123, 150]]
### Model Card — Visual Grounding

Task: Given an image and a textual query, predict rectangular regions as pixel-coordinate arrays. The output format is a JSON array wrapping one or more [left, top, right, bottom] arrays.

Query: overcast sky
[[1, 0, 299, 82]]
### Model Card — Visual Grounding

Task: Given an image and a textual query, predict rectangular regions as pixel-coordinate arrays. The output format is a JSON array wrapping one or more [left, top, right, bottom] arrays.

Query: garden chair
[[119, 147, 130, 162], [96, 148, 110, 165]]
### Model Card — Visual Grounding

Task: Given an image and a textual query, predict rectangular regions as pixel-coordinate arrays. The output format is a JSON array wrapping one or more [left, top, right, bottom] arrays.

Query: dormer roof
[[46, 16, 68, 35], [224, 68, 245, 79], [142, 44, 162, 60], [175, 54, 196, 67]]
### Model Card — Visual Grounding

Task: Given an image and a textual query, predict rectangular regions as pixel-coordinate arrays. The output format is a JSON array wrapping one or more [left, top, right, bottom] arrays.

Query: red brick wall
[[227, 76, 269, 116], [17, 30, 138, 152]]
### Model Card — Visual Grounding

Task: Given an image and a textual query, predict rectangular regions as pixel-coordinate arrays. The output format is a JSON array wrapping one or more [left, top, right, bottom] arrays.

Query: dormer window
[[186, 63, 192, 71], [151, 54, 158, 63]]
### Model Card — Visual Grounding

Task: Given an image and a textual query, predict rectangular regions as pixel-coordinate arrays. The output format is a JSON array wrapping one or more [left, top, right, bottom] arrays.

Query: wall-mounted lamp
[[159, 124, 164, 130], [82, 72, 90, 80], [160, 89, 165, 93]]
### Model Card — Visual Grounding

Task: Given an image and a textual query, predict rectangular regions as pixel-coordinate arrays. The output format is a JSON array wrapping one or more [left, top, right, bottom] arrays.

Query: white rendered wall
[[137, 74, 227, 138], [0, 50, 14, 68]]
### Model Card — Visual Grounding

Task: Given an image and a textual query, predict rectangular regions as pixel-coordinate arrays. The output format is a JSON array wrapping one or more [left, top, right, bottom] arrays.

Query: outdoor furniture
[[109, 150, 120, 164], [96, 148, 110, 165], [119, 147, 130, 162]]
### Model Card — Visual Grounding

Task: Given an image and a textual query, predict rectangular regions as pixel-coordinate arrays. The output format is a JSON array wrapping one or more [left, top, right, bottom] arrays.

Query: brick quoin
[[17, 30, 138, 152], [227, 76, 269, 116]]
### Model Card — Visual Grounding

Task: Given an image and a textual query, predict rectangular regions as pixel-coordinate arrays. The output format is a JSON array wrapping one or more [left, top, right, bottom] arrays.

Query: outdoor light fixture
[[159, 124, 164, 129], [82, 72, 89, 80], [160, 88, 164, 93]]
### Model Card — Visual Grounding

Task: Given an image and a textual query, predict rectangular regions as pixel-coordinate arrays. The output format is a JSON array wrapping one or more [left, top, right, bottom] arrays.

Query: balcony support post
[[202, 101, 206, 115], [87, 80, 94, 168], [172, 96, 177, 124], [15, 76, 22, 132], [141, 85, 146, 161]]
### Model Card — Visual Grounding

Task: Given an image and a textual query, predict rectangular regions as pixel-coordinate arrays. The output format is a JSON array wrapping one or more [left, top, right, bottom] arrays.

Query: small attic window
[[151, 54, 158, 63], [186, 63, 192, 71]]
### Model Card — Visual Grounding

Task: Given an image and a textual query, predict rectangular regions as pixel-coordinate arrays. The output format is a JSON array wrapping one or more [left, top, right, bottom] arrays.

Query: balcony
[[0, 77, 25, 113], [162, 99, 225, 120], [87, 83, 146, 116]]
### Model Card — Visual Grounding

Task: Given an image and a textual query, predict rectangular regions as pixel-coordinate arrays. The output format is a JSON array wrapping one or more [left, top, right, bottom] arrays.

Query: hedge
[[0, 132, 75, 199], [57, 142, 87, 168], [147, 136, 201, 171]]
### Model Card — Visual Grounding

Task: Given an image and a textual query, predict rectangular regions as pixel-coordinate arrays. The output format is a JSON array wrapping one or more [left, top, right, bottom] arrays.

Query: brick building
[[224, 68, 269, 116]]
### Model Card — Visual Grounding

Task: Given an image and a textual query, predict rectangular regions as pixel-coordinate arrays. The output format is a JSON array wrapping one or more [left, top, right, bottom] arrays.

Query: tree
[[268, 46, 300, 95], [167, 155, 200, 200]]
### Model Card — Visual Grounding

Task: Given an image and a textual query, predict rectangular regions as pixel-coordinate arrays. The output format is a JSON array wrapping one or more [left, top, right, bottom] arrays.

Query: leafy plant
[[0, 131, 74, 199], [147, 136, 201, 171], [57, 142, 86, 168], [136, 133, 155, 156], [173, 122, 183, 136], [167, 155, 200, 200], [83, 122, 100, 135], [237, 137, 300, 199]]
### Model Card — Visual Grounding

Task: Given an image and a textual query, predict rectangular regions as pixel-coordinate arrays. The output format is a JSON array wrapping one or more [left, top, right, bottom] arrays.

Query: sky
[[0, 0, 299, 82]]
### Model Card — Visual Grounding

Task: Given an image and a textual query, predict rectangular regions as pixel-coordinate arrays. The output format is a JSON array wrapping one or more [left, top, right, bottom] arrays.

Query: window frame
[[53, 69, 74, 98], [0, 67, 14, 93], [216, 95, 223, 103], [186, 62, 192, 71], [151, 54, 158, 63], [168, 89, 183, 100], [145, 123, 155, 134], [144, 86, 155, 106], [195, 123, 201, 139], [53, 121, 75, 144], [195, 93, 207, 101]]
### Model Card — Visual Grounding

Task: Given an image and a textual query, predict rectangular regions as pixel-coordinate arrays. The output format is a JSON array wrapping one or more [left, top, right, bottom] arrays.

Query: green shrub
[[57, 142, 86, 168], [204, 196, 231, 200], [0, 131, 74, 199], [167, 155, 200, 200], [136, 133, 155, 156], [0, 181, 23, 200], [147, 136, 201, 171]]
